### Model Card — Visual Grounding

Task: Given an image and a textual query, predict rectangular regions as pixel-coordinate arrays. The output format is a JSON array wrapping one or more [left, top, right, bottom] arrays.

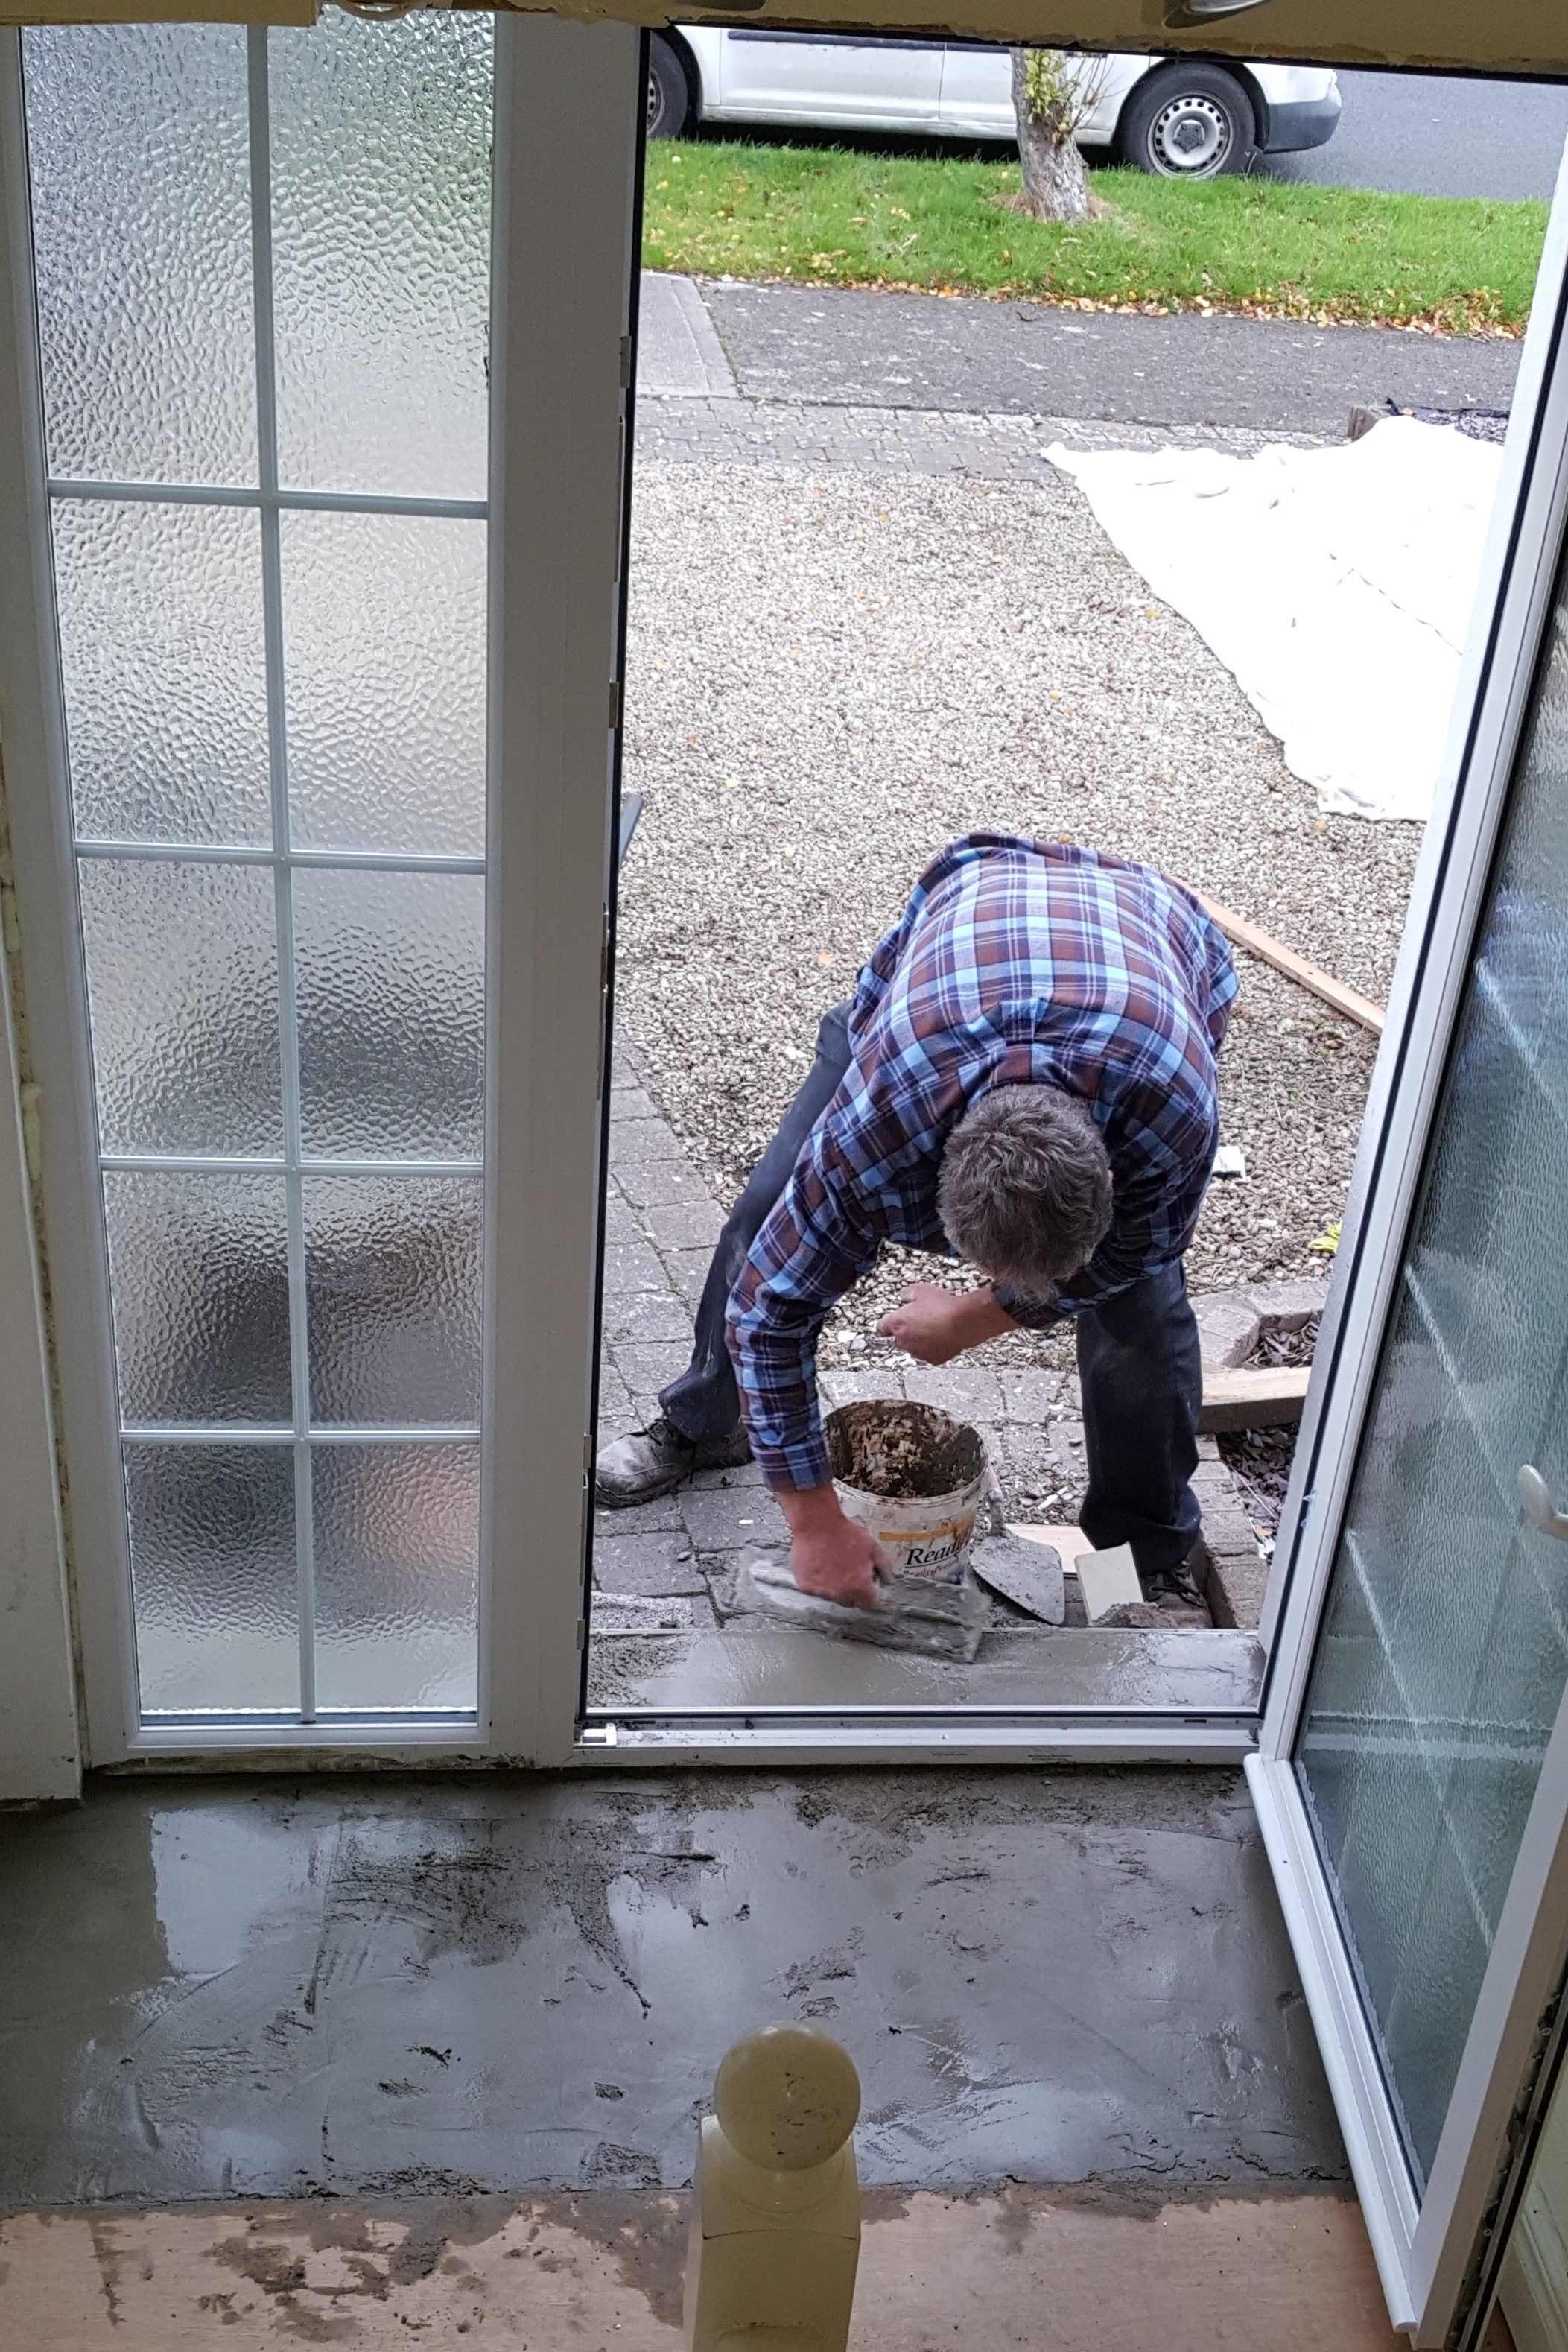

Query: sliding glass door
[[1252, 151, 1568, 2347]]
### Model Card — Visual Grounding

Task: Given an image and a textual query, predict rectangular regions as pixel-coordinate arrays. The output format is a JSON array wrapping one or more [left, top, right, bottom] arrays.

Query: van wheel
[[647, 34, 691, 140], [1117, 63, 1257, 177]]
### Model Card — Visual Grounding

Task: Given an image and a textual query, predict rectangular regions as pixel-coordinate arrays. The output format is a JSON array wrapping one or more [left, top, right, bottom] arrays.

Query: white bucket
[[825, 1401, 988, 1583]]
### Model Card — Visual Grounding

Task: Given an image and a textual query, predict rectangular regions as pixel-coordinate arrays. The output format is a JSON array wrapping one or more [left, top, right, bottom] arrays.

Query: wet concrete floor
[[0, 1768, 1345, 2206]]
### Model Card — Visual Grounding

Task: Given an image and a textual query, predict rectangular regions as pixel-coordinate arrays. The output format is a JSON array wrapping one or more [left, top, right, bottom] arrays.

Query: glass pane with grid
[[1296, 565, 1568, 2191], [22, 16, 492, 1722]]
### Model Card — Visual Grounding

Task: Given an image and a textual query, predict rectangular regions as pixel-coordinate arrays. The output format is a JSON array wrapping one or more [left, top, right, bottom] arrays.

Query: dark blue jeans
[[658, 1003, 1202, 1582]]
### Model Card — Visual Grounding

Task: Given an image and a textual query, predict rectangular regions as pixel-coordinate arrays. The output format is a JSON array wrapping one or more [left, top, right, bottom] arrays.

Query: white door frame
[[0, 13, 643, 1769], [0, 41, 80, 1805], [1249, 143, 1568, 2345]]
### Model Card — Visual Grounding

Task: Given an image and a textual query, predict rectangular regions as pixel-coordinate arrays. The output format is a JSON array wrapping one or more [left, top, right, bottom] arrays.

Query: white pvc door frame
[[0, 11, 642, 1769], [1248, 147, 1568, 2346]]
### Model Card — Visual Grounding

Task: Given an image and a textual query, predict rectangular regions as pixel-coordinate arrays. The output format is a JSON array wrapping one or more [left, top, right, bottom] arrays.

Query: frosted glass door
[[1294, 548, 1568, 2190], [22, 15, 492, 1719]]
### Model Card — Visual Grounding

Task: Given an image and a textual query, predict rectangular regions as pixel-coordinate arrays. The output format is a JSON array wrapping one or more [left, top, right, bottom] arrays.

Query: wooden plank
[[1190, 889, 1386, 1035], [1200, 1363, 1312, 1434]]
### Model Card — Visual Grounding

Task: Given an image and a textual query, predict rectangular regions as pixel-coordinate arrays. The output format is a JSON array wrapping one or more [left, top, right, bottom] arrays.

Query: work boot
[[1139, 1539, 1212, 1627], [595, 1416, 752, 1508]]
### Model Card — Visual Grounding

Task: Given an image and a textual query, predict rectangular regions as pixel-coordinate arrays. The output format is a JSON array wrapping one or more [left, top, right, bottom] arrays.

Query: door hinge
[[608, 679, 621, 730], [618, 333, 633, 390]]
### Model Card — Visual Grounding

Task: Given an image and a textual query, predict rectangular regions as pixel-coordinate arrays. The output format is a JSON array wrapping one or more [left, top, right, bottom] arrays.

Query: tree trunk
[[1011, 47, 1091, 224]]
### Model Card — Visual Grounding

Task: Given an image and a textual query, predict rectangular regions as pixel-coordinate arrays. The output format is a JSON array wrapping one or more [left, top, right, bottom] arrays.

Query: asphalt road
[[693, 277, 1520, 435], [1265, 69, 1568, 203]]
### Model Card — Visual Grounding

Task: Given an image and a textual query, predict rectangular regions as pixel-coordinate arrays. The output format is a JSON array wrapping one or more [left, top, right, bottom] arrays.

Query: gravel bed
[[1220, 1423, 1299, 1544], [1218, 1315, 1322, 1541], [616, 451, 1412, 1363]]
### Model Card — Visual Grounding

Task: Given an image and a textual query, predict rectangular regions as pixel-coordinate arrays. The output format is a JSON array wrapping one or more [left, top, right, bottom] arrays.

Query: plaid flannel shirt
[[725, 834, 1237, 1492]]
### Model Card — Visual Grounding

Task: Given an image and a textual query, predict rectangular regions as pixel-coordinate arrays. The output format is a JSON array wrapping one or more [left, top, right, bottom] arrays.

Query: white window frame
[[1248, 144, 1568, 2345], [0, 11, 643, 1768]]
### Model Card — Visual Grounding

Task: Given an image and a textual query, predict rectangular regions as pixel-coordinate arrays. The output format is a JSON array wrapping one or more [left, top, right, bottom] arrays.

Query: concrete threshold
[[588, 1620, 1265, 1715]]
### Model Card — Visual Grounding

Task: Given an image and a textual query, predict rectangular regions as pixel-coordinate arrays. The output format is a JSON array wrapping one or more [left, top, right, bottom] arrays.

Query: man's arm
[[775, 1482, 889, 1610], [727, 1149, 895, 1607]]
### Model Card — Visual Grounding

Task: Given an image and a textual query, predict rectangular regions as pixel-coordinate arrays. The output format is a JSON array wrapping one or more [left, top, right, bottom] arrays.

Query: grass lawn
[[642, 141, 1546, 333]]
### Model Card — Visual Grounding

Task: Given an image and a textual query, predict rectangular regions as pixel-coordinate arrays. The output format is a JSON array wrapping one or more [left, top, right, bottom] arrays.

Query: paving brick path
[[634, 393, 1316, 481]]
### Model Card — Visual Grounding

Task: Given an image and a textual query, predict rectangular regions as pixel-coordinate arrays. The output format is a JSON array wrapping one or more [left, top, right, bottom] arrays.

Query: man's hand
[[877, 1281, 1018, 1365], [777, 1482, 889, 1610]]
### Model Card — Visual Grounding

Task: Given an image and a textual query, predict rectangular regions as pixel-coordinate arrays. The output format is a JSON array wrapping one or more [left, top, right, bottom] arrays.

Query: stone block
[[686, 1460, 765, 1492], [600, 1289, 693, 1348], [1245, 1277, 1330, 1329], [592, 1531, 706, 1598], [994, 1366, 1061, 1424], [615, 1341, 693, 1398], [902, 1364, 1005, 1421], [603, 1196, 642, 1249], [665, 1248, 714, 1310], [1192, 1437, 1262, 1550], [603, 1240, 670, 1296], [1192, 1436, 1269, 1632], [609, 1085, 656, 1123], [1206, 1552, 1272, 1632], [614, 1157, 714, 1211], [679, 1483, 786, 1552], [645, 1199, 724, 1252], [819, 1367, 907, 1410], [993, 1424, 1073, 1509], [594, 1494, 685, 1538], [1192, 1290, 1263, 1369], [606, 1118, 685, 1167]]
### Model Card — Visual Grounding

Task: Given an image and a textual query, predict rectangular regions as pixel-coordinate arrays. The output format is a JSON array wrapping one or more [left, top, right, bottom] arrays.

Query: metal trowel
[[734, 1547, 988, 1662]]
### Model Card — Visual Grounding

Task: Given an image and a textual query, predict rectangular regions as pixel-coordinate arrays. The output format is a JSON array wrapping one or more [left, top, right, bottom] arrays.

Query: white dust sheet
[[1047, 416, 1502, 822]]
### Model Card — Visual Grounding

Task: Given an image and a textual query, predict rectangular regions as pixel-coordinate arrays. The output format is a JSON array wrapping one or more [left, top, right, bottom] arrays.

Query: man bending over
[[596, 834, 1236, 1617]]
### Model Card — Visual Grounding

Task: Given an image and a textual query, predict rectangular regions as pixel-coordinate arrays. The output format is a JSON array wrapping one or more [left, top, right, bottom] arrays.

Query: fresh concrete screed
[[0, 1767, 1400, 2346], [0, 1772, 1342, 2204]]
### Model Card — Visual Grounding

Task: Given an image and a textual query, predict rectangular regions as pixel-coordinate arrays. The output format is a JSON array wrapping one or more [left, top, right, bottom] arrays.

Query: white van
[[646, 33, 1341, 177]]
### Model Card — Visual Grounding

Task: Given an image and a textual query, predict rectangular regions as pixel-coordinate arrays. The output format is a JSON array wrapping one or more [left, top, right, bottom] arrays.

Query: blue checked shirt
[[726, 835, 1237, 1492]]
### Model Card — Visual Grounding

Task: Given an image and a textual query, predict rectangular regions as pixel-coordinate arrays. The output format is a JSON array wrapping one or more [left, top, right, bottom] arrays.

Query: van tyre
[[1117, 62, 1257, 177], [647, 34, 691, 140]]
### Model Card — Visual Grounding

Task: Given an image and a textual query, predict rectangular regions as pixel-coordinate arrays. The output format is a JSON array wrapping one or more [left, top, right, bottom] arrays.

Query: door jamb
[[0, 28, 139, 1765], [479, 11, 643, 1766]]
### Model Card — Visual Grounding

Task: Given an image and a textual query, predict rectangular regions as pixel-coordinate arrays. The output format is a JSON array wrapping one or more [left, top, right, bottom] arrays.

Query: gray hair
[[937, 1083, 1113, 1299]]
